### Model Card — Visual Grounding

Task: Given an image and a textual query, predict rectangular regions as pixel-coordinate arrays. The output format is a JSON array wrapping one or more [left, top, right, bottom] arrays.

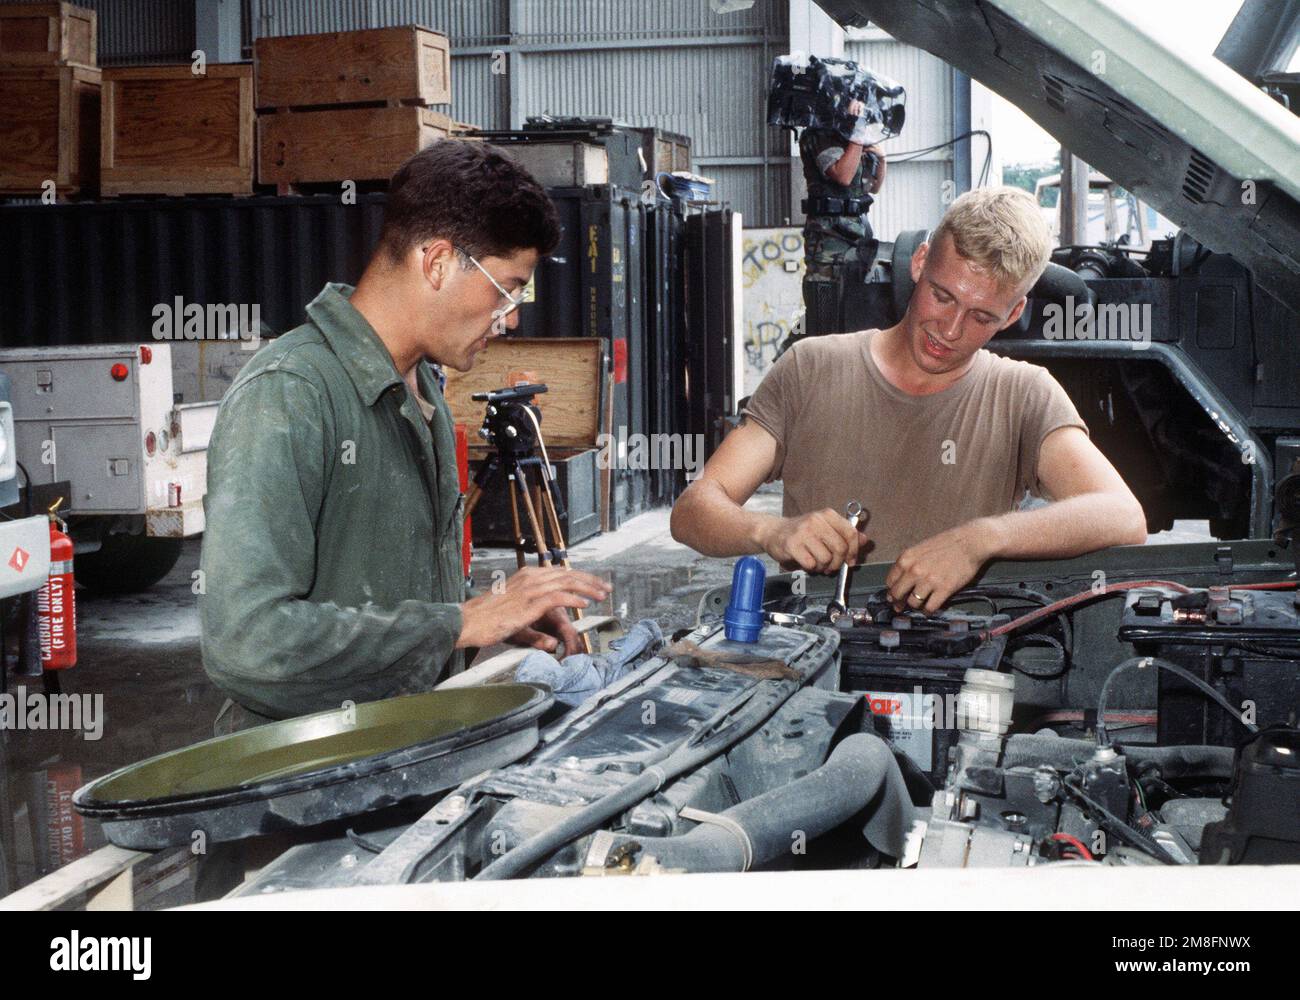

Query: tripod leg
[[538, 473, 570, 568], [531, 484, 547, 554], [514, 469, 550, 567], [507, 476, 527, 570], [464, 482, 483, 519]]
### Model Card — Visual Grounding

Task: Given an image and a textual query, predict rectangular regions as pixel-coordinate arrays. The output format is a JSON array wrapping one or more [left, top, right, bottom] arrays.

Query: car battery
[[829, 600, 1009, 788], [1118, 586, 1300, 748]]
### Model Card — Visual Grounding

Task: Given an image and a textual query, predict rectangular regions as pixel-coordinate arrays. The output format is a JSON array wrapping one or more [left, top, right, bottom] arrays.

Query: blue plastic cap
[[724, 556, 766, 643]]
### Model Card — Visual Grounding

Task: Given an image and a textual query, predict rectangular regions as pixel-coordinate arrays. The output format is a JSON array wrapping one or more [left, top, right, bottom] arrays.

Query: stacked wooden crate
[[0, 2, 100, 198], [100, 63, 254, 196], [255, 25, 453, 193]]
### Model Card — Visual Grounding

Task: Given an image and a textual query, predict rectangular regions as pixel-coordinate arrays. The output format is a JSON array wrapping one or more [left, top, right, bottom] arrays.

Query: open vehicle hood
[[817, 0, 1300, 305]]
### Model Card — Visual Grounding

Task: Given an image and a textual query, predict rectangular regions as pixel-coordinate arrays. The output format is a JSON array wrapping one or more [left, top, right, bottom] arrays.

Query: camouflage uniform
[[798, 128, 878, 338]]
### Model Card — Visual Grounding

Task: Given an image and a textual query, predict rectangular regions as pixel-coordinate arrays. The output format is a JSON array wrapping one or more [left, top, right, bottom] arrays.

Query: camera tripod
[[462, 384, 593, 654]]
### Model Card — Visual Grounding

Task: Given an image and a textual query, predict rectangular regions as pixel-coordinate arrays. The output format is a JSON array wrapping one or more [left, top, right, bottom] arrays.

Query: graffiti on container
[[741, 231, 805, 288], [747, 318, 791, 370], [745, 304, 807, 375]]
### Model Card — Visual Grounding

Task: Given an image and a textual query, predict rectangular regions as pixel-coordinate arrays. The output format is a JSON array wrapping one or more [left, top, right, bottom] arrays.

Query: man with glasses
[[199, 141, 610, 733]]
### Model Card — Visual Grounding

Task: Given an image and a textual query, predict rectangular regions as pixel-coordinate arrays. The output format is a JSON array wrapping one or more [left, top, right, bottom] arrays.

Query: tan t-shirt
[[743, 330, 1088, 562]]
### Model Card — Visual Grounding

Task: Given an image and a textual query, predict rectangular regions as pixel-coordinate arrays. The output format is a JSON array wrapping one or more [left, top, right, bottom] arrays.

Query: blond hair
[[929, 186, 1052, 290]]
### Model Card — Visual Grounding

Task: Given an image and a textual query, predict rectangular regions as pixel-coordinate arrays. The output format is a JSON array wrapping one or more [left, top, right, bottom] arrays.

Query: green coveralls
[[199, 283, 467, 729]]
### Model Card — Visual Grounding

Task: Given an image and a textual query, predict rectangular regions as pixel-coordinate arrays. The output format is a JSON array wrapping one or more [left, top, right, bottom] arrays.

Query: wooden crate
[[0, 2, 95, 67], [493, 140, 612, 187], [100, 64, 254, 196], [258, 105, 451, 189], [0, 64, 99, 195], [638, 127, 691, 179], [444, 338, 603, 451], [254, 25, 450, 109]]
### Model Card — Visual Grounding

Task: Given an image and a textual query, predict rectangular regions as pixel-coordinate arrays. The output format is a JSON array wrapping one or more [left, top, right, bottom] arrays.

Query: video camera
[[767, 54, 906, 146], [471, 383, 548, 458]]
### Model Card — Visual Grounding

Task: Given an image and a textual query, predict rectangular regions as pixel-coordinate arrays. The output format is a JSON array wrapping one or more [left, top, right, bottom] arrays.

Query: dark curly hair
[[379, 140, 561, 264]]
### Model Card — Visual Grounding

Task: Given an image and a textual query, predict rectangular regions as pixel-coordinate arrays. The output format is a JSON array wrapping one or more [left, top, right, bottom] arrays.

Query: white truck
[[0, 343, 231, 593], [1033, 169, 1178, 249], [0, 371, 50, 602]]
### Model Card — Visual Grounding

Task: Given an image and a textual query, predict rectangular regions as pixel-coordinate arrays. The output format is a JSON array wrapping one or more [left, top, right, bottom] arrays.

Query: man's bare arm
[[978, 425, 1148, 560], [885, 426, 1146, 611], [670, 419, 867, 574], [670, 419, 783, 556]]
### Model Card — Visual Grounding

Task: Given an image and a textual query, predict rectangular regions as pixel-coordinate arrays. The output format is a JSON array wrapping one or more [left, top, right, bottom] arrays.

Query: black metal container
[[468, 448, 600, 549]]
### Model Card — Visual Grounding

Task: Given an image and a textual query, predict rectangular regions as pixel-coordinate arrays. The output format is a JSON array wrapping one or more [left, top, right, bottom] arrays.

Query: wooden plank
[[492, 140, 610, 188], [0, 844, 146, 911], [85, 867, 133, 911], [257, 105, 450, 186], [254, 25, 450, 109], [0, 2, 95, 67], [443, 338, 603, 450], [0, 63, 99, 194], [100, 64, 253, 197]]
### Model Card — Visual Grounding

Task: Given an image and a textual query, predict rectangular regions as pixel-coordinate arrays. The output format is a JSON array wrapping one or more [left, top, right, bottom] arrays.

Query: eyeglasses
[[453, 246, 527, 329]]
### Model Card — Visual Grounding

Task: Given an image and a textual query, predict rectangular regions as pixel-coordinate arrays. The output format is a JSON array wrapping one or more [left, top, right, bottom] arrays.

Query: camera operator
[[799, 98, 887, 335], [199, 141, 611, 733]]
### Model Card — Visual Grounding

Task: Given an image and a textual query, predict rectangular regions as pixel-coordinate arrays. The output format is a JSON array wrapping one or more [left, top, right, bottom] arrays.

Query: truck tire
[[73, 534, 185, 594]]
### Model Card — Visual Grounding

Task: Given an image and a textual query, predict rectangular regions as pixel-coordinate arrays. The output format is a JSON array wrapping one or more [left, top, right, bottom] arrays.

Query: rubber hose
[[1004, 734, 1234, 779], [596, 734, 900, 873]]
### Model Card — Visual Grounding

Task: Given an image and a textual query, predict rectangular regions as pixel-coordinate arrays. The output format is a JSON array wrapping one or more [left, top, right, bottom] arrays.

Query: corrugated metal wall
[[19, 2, 963, 229], [843, 30, 956, 240], [61, 0, 196, 65], [1, 195, 389, 346], [244, 0, 789, 224]]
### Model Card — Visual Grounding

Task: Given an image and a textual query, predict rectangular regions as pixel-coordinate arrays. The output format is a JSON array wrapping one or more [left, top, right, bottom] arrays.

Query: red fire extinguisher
[[455, 423, 472, 580], [38, 500, 77, 670]]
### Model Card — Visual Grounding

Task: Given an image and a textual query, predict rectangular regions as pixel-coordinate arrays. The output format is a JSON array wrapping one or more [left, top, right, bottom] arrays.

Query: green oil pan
[[73, 684, 553, 850]]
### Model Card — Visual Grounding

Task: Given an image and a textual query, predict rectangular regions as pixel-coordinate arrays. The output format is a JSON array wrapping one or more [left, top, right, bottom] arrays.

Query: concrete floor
[[0, 487, 1209, 895]]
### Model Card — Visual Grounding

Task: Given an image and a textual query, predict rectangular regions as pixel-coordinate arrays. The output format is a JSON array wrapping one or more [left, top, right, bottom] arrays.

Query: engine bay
[[231, 541, 1299, 893]]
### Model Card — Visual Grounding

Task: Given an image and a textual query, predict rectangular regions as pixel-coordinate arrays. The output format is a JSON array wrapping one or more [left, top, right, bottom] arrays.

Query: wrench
[[828, 500, 863, 616]]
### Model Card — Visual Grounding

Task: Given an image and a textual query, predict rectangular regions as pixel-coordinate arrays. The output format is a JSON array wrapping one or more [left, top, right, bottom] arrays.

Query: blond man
[[671, 186, 1146, 612]]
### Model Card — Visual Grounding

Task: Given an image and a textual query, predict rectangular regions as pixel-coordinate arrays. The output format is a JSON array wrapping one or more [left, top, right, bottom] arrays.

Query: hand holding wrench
[[828, 500, 863, 616]]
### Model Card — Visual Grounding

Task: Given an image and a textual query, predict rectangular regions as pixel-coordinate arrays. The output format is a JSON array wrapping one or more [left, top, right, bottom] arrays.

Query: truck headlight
[[0, 401, 14, 482]]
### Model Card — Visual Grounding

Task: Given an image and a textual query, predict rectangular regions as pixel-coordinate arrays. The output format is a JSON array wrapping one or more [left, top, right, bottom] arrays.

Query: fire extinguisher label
[[38, 578, 68, 662], [39, 520, 78, 670]]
